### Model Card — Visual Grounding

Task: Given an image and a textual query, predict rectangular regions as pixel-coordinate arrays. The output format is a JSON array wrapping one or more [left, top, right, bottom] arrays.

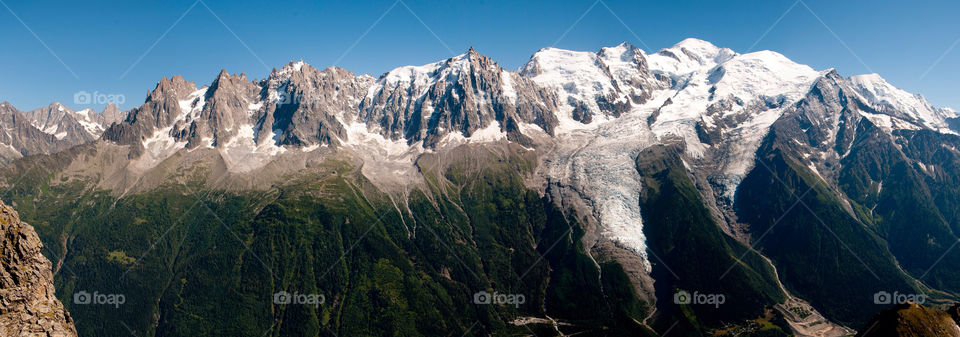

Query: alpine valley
[[2, 38, 959, 336]]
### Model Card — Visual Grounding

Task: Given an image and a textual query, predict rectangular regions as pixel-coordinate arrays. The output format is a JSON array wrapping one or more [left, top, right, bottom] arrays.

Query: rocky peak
[[102, 75, 202, 154], [598, 41, 667, 104], [777, 69, 865, 154], [178, 70, 258, 148], [361, 47, 558, 146], [149, 75, 198, 102], [140, 75, 200, 129], [0, 102, 16, 123], [23, 102, 97, 145], [260, 62, 373, 147], [101, 103, 124, 126], [0, 103, 71, 164], [0, 200, 77, 337]]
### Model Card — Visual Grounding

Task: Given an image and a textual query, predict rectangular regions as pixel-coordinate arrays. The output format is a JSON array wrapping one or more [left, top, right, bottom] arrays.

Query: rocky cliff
[[857, 302, 960, 337], [0, 200, 77, 337]]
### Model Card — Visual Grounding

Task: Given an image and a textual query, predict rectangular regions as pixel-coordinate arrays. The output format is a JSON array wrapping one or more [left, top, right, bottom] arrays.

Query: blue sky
[[1, 0, 958, 112]]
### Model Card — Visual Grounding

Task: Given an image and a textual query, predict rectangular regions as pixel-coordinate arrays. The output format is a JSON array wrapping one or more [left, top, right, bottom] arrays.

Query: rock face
[[101, 47, 562, 163], [857, 303, 960, 337], [362, 47, 559, 147], [0, 102, 71, 165], [0, 200, 77, 337], [0, 101, 125, 165], [261, 62, 373, 147], [24, 102, 126, 146]]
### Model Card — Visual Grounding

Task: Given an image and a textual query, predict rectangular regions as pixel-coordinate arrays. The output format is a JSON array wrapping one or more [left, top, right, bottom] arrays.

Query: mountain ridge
[[3, 38, 960, 336]]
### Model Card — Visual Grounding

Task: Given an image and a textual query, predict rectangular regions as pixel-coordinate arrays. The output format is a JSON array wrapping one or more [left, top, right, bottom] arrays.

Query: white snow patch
[[807, 162, 825, 182], [501, 71, 518, 104], [218, 124, 287, 172], [301, 144, 321, 152], [248, 101, 263, 112], [41, 123, 59, 136], [134, 127, 188, 170], [469, 121, 506, 142], [438, 121, 507, 147], [371, 53, 472, 102], [75, 109, 105, 137], [178, 87, 208, 119]]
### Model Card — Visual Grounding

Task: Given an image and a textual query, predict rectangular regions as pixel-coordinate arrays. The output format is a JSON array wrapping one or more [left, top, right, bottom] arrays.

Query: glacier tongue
[[542, 92, 668, 273]]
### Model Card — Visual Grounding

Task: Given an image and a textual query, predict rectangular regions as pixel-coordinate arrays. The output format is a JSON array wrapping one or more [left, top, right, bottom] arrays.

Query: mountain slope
[[1, 143, 654, 336]]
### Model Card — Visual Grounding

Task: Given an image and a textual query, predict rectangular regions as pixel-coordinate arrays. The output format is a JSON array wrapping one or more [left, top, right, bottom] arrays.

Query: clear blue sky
[[1, 0, 957, 112]]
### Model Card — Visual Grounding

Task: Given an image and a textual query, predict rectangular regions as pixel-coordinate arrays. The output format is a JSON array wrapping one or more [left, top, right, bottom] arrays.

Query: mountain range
[[2, 38, 959, 336]]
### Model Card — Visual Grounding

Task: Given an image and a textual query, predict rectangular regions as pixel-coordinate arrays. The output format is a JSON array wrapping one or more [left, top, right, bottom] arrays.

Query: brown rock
[[857, 302, 960, 337], [0, 200, 77, 337]]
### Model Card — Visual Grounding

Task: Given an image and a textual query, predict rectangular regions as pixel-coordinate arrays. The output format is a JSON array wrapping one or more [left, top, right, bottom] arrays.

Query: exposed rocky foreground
[[0, 200, 76, 337], [857, 302, 960, 337]]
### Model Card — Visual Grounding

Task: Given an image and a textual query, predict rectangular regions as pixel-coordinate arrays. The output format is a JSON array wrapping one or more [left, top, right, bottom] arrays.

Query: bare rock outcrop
[[0, 200, 77, 337]]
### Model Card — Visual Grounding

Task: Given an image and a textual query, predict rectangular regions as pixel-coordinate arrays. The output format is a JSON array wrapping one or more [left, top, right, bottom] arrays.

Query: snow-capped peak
[[716, 50, 819, 99], [599, 42, 643, 58], [380, 52, 472, 87], [271, 60, 315, 80], [674, 37, 721, 51], [849, 73, 955, 133], [362, 50, 482, 114], [944, 107, 958, 118], [520, 46, 623, 129], [647, 38, 737, 79]]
